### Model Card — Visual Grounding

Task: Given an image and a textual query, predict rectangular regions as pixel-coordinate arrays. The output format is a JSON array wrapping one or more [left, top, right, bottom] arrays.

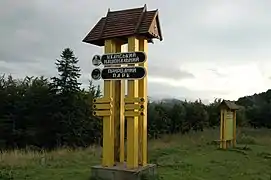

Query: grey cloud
[[0, 0, 115, 91], [148, 81, 229, 102], [1, 0, 271, 101], [148, 64, 194, 80], [208, 68, 226, 77], [0, 60, 56, 79]]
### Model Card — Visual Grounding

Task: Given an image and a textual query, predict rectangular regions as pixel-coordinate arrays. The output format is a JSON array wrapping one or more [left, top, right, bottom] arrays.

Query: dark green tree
[[51, 48, 81, 94], [50, 48, 83, 147]]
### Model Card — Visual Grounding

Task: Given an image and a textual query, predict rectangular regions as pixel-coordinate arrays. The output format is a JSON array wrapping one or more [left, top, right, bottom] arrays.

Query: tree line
[[0, 48, 270, 150]]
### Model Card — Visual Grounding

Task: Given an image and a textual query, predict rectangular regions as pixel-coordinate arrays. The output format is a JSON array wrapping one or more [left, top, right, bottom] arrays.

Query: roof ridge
[[134, 4, 147, 34], [99, 10, 110, 39], [108, 6, 145, 13]]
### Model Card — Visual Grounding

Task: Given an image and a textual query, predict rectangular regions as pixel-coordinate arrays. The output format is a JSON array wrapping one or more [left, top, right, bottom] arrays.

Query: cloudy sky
[[1, 0, 271, 103]]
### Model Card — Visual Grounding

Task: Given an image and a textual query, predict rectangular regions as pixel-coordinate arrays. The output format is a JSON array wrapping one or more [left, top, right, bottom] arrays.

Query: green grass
[[1, 128, 271, 180]]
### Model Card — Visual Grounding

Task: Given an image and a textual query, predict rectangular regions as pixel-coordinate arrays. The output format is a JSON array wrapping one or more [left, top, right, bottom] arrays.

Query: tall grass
[[1, 128, 271, 180]]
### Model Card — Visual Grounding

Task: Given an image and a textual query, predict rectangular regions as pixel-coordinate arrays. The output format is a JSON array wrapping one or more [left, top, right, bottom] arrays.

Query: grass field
[[1, 128, 271, 180]]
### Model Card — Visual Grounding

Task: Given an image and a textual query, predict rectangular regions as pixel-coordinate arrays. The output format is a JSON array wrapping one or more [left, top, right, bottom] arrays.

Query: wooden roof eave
[[155, 10, 163, 41], [147, 10, 163, 41]]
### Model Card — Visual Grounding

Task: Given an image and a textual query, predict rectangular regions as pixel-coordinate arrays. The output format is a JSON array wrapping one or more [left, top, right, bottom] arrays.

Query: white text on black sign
[[104, 53, 140, 64]]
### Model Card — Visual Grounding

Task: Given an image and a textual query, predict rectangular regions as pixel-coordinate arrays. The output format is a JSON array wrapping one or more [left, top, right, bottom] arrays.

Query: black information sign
[[101, 67, 146, 80], [91, 68, 102, 80], [101, 52, 146, 65]]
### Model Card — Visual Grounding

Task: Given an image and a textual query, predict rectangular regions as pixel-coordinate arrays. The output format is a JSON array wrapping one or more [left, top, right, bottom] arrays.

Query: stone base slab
[[90, 163, 157, 180]]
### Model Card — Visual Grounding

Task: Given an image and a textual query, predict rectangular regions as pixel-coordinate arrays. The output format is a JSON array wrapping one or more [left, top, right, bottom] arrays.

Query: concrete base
[[90, 163, 157, 180]]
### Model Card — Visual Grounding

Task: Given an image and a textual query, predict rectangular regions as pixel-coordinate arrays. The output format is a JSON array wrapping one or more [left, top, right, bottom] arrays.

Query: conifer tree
[[51, 48, 81, 94]]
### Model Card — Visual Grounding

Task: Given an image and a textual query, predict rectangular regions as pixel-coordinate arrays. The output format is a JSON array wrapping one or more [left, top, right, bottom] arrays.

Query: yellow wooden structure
[[82, 5, 163, 169], [219, 100, 239, 149]]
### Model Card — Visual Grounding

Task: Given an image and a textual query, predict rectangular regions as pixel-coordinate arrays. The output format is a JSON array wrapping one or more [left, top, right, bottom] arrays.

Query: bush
[[238, 134, 256, 145]]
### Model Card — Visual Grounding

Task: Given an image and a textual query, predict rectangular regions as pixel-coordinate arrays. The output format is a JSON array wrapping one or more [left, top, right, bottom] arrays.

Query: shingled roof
[[219, 100, 239, 110], [82, 4, 163, 46]]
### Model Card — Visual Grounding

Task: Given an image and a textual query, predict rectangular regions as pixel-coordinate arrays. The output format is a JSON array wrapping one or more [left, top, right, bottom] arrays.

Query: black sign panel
[[101, 52, 146, 65], [101, 67, 146, 80]]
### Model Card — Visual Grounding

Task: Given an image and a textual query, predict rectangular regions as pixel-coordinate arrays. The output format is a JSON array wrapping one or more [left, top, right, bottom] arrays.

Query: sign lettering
[[101, 67, 146, 80], [101, 52, 146, 65]]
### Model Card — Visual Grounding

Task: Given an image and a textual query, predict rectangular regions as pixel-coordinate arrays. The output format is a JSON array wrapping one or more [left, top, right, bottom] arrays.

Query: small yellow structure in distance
[[219, 100, 239, 149]]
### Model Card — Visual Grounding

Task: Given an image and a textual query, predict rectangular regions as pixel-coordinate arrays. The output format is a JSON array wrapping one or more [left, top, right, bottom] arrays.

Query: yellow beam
[[102, 39, 114, 167], [93, 110, 112, 117], [93, 97, 113, 104], [124, 97, 145, 104], [124, 111, 144, 117], [93, 103, 112, 110], [126, 36, 139, 169], [124, 104, 144, 110]]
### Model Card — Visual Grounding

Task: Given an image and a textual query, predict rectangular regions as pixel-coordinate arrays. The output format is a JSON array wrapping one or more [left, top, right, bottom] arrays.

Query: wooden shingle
[[82, 4, 163, 46], [219, 100, 239, 110]]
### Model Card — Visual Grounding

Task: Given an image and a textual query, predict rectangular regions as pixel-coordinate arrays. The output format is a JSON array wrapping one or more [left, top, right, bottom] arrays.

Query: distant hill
[[237, 89, 271, 107]]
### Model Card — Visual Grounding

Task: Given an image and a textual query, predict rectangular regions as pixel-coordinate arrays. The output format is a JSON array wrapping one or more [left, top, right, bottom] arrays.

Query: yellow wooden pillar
[[233, 110, 237, 147], [127, 36, 139, 168], [119, 77, 125, 163], [220, 109, 227, 149], [102, 39, 115, 167], [111, 41, 118, 163], [138, 38, 148, 166], [219, 109, 223, 149], [119, 44, 126, 164], [223, 110, 227, 149], [112, 41, 125, 163]]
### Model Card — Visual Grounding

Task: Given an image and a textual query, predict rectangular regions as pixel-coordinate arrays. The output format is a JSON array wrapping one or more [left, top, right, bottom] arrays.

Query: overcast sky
[[1, 0, 271, 103]]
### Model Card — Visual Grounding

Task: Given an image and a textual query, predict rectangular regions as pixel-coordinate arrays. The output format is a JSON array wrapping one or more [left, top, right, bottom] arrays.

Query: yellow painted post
[[219, 109, 223, 149], [110, 40, 118, 164], [233, 110, 237, 147], [223, 110, 227, 149], [138, 38, 148, 166], [127, 36, 139, 169], [112, 41, 125, 163], [119, 43, 126, 163], [229, 111, 233, 147], [102, 39, 115, 167], [120, 75, 125, 163]]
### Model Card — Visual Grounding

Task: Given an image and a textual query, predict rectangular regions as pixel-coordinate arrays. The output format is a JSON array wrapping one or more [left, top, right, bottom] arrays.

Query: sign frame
[[101, 66, 147, 80]]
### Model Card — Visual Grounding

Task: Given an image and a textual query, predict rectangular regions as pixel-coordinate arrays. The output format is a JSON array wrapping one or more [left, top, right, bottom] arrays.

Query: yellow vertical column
[[111, 40, 118, 164], [223, 110, 227, 149], [127, 36, 139, 169], [219, 109, 223, 149], [112, 40, 125, 163], [102, 39, 115, 167], [138, 38, 148, 166], [233, 110, 237, 147], [119, 43, 125, 163]]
